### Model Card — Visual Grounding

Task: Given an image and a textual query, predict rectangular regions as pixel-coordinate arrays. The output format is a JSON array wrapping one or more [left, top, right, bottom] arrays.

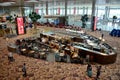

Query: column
[[21, 0, 24, 16], [83, 7, 85, 15], [74, 7, 76, 15], [91, 0, 96, 31], [32, 3, 35, 12], [46, 1, 48, 15], [107, 7, 110, 19], [65, 0, 67, 17], [105, 6, 109, 20], [53, 1, 55, 15], [2, 7, 4, 14], [65, 0, 68, 25], [86, 7, 88, 14]]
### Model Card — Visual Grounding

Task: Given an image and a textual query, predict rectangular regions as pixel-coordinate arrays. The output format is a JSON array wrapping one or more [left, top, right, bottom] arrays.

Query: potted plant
[[7, 15, 16, 35], [29, 12, 41, 29], [113, 16, 117, 23], [81, 14, 89, 28]]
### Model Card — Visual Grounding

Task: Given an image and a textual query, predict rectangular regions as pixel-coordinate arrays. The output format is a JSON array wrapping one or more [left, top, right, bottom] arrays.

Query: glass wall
[[97, 7, 105, 19], [48, 1, 65, 15], [87, 7, 92, 15], [109, 8, 120, 18]]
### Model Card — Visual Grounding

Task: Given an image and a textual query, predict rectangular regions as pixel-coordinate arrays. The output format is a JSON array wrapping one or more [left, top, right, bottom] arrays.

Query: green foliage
[[81, 14, 89, 28], [113, 16, 117, 19], [8, 15, 14, 23], [29, 12, 41, 23], [81, 14, 89, 22]]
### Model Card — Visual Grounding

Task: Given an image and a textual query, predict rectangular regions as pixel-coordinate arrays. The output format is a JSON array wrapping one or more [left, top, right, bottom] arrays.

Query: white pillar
[[91, 0, 96, 31]]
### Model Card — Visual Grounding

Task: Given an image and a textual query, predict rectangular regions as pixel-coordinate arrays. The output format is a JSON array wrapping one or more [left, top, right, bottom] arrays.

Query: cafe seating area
[[7, 28, 117, 64]]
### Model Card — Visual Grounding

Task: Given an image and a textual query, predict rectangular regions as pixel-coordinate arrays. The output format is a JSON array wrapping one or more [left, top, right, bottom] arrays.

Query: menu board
[[16, 17, 24, 35]]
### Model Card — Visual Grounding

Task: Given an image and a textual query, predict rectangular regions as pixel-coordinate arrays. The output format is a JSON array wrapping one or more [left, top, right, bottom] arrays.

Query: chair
[[28, 50, 35, 57]]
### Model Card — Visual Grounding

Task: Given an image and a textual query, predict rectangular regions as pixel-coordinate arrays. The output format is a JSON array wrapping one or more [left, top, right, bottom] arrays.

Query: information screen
[[16, 17, 24, 35]]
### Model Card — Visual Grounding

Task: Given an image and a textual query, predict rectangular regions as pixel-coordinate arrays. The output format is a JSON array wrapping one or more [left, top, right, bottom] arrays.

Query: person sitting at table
[[21, 39, 27, 48], [59, 50, 65, 56], [59, 50, 67, 62], [15, 39, 21, 54], [70, 46, 75, 52], [41, 37, 46, 43], [19, 39, 28, 55], [27, 42, 32, 50], [109, 49, 114, 55], [72, 52, 78, 58], [15, 39, 21, 45]]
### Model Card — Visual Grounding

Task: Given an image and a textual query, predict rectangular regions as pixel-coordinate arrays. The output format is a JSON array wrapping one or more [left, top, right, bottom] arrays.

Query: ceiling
[[0, 0, 120, 7]]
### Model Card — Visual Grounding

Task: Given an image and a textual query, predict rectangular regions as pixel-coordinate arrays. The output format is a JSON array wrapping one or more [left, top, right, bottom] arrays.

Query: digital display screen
[[17, 17, 24, 35]]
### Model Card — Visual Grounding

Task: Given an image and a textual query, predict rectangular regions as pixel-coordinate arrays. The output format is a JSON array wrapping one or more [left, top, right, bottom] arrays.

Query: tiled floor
[[0, 26, 120, 80]]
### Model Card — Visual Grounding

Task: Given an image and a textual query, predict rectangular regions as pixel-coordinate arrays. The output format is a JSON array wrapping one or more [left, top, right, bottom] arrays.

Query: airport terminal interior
[[0, 0, 120, 80]]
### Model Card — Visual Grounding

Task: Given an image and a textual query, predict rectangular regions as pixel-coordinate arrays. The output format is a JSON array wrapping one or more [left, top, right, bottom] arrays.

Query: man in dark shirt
[[101, 33, 104, 39], [96, 65, 102, 79], [22, 63, 27, 77]]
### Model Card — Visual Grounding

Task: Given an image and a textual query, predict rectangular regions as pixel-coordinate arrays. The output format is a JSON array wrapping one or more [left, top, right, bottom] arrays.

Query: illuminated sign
[[16, 17, 24, 35]]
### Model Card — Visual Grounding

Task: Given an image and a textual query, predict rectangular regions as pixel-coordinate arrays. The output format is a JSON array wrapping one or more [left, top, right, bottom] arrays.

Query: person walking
[[96, 65, 102, 79], [22, 63, 27, 77], [101, 33, 104, 39], [8, 52, 14, 62], [86, 64, 92, 77]]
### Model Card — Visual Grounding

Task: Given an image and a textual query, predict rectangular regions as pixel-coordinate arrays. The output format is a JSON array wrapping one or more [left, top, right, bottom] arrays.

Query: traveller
[[101, 33, 104, 39], [22, 63, 27, 77], [86, 64, 92, 77], [8, 52, 14, 62], [96, 65, 102, 79]]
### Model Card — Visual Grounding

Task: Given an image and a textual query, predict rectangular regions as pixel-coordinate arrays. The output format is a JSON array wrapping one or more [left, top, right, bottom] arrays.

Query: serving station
[[7, 29, 117, 64]]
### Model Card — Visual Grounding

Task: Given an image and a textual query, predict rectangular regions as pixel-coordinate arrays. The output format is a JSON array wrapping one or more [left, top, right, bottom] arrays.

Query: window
[[88, 8, 92, 15], [97, 7, 105, 18], [78, 8, 83, 15], [109, 8, 120, 18]]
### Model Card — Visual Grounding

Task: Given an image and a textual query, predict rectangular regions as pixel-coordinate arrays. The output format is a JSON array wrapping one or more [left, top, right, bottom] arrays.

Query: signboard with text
[[16, 17, 25, 35]]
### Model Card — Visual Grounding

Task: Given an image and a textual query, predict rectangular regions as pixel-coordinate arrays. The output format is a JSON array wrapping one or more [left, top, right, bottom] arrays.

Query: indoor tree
[[81, 14, 89, 28], [29, 12, 41, 29], [7, 15, 14, 34]]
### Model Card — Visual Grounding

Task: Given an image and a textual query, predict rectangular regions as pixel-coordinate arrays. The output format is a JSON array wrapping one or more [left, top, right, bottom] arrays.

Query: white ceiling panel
[[0, 0, 120, 7]]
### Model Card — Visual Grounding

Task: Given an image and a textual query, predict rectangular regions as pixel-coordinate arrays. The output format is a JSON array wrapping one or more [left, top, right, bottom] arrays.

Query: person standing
[[86, 64, 92, 77], [8, 52, 14, 62], [22, 63, 27, 77], [101, 33, 104, 39], [96, 65, 102, 79]]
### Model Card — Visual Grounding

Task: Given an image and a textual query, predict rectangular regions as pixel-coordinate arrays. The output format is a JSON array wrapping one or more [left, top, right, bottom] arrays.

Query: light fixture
[[0, 2, 15, 6], [99, 37, 102, 40], [25, 0, 39, 3], [102, 38, 105, 42]]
